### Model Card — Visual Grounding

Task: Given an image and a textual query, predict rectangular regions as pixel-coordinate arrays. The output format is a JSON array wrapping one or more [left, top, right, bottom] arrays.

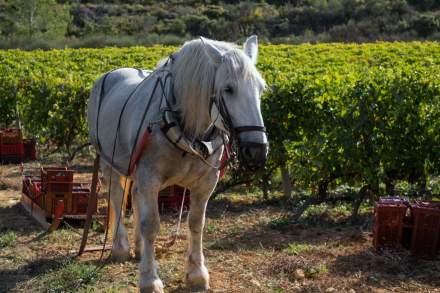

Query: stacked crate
[[373, 197, 408, 250], [410, 201, 440, 258], [374, 197, 440, 259], [41, 167, 74, 214], [0, 128, 24, 163], [22, 167, 98, 217], [23, 139, 37, 161], [71, 183, 98, 214], [0, 128, 37, 163]]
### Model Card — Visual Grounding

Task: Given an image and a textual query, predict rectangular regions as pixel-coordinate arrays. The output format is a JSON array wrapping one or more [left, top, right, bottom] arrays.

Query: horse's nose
[[239, 143, 268, 171]]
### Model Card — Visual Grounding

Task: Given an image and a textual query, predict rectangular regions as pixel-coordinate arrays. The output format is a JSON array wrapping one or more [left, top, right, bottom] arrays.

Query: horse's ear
[[200, 37, 223, 64], [243, 35, 258, 64]]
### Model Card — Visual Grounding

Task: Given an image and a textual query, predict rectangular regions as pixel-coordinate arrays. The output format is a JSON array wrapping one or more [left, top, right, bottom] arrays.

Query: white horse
[[87, 36, 268, 293]]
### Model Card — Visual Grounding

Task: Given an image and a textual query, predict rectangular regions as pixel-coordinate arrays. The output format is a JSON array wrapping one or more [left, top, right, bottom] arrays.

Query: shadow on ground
[[330, 249, 440, 289], [0, 256, 69, 292], [205, 197, 371, 252], [207, 219, 367, 252], [0, 203, 41, 235], [206, 196, 283, 219]]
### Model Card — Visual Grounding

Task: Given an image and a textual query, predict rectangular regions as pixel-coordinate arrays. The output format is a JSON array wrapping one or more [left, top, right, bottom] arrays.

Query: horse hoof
[[188, 283, 210, 292], [140, 278, 164, 293], [110, 250, 130, 263], [186, 267, 210, 292]]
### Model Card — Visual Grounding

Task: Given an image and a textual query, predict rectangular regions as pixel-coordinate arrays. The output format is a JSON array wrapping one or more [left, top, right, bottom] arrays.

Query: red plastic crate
[[41, 167, 74, 193], [22, 176, 43, 206], [71, 188, 97, 215], [373, 198, 408, 250], [41, 167, 74, 182], [23, 139, 37, 161], [1, 154, 24, 164], [0, 143, 24, 156], [410, 201, 440, 258], [42, 181, 73, 193], [0, 128, 22, 144], [73, 182, 101, 193]]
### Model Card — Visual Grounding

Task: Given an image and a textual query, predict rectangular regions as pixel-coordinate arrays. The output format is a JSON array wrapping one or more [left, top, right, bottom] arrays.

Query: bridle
[[161, 53, 268, 171], [210, 88, 268, 171]]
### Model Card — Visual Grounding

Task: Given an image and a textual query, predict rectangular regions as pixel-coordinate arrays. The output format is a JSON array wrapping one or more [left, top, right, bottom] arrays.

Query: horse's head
[[202, 36, 268, 171]]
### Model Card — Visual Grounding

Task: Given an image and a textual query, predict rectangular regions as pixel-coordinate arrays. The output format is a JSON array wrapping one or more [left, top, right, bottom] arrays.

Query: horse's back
[[87, 67, 161, 175]]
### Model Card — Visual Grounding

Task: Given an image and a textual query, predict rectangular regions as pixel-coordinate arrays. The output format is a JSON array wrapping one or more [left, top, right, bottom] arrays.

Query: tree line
[[0, 0, 440, 49]]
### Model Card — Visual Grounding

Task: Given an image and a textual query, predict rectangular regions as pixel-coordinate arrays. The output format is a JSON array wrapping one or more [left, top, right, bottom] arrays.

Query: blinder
[[210, 94, 268, 171]]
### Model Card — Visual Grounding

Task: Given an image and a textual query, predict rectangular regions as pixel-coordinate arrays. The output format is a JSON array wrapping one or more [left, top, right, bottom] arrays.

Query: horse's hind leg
[[132, 184, 143, 260], [101, 164, 130, 262]]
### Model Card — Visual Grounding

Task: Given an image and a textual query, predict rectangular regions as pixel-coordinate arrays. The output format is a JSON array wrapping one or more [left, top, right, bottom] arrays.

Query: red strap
[[128, 129, 151, 176], [219, 144, 231, 178]]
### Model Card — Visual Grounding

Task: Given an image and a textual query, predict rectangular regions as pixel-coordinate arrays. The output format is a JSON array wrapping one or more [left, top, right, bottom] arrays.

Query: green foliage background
[[0, 42, 439, 199], [1, 0, 440, 49]]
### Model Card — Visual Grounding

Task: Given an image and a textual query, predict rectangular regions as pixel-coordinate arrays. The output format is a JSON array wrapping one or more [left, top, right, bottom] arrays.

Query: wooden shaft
[[78, 155, 100, 256]]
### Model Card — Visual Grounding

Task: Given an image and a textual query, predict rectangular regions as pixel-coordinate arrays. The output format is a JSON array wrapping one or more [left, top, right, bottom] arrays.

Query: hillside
[[0, 0, 440, 49]]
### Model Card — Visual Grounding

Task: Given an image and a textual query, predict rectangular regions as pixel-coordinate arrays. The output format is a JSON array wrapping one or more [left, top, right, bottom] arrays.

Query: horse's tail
[[108, 175, 133, 237]]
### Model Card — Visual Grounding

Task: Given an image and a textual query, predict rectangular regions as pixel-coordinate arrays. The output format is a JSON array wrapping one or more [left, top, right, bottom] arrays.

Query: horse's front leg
[[186, 174, 218, 292], [134, 174, 163, 293]]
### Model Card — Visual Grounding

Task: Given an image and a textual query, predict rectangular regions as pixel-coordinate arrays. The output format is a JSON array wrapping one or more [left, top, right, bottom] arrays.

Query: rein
[[79, 65, 172, 257]]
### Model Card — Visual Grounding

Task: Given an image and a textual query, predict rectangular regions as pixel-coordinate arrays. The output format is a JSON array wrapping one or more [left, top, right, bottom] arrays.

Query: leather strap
[[78, 155, 100, 256], [128, 129, 151, 176]]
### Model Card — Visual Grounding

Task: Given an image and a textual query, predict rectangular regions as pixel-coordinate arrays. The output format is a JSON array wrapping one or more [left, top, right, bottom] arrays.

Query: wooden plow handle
[[78, 155, 100, 256], [48, 200, 65, 232]]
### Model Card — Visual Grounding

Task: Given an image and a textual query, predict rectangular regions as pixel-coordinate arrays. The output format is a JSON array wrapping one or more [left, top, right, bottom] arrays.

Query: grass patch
[[267, 216, 291, 231], [299, 203, 352, 226], [283, 242, 313, 255], [268, 255, 328, 280], [207, 239, 238, 250], [308, 263, 329, 278], [91, 220, 105, 233], [47, 229, 77, 243], [0, 231, 16, 248], [205, 220, 222, 234], [27, 257, 100, 293], [1, 251, 26, 266]]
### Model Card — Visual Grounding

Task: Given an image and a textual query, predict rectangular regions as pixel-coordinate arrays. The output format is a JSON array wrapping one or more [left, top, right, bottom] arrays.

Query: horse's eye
[[224, 86, 234, 95]]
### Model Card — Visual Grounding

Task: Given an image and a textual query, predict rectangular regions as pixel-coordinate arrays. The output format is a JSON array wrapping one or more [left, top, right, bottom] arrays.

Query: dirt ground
[[1, 159, 440, 293]]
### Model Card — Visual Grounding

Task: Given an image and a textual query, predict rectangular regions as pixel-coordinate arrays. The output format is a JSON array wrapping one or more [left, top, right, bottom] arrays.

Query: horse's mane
[[157, 38, 264, 139]]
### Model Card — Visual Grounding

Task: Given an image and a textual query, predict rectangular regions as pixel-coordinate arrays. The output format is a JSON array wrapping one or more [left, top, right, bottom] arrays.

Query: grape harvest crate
[[0, 142, 24, 163], [20, 167, 104, 231], [0, 128, 37, 163], [373, 197, 408, 250], [0, 128, 22, 144], [23, 139, 37, 161], [410, 201, 440, 258], [373, 197, 440, 259]]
